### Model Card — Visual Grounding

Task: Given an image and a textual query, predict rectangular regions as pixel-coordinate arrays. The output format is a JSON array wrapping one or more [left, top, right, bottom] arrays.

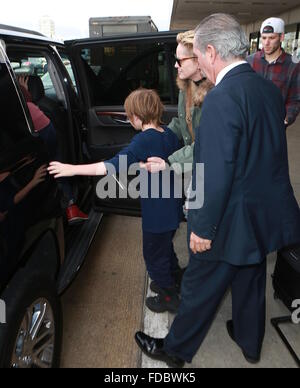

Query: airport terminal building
[[170, 0, 300, 57]]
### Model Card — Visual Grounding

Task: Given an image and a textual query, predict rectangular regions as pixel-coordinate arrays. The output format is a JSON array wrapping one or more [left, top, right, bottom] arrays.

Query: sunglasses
[[174, 55, 197, 67]]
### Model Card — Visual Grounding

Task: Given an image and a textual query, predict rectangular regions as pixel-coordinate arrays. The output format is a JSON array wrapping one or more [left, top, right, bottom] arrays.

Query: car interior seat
[[27, 75, 69, 163]]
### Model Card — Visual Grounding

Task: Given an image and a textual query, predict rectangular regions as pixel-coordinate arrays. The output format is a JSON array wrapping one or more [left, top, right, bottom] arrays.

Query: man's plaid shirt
[[247, 50, 300, 126]]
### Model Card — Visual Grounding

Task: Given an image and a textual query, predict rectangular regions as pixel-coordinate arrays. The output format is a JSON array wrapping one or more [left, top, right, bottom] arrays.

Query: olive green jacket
[[168, 90, 202, 174]]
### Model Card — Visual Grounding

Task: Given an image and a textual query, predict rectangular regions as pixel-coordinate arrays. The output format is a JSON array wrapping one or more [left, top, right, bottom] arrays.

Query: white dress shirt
[[216, 61, 247, 86]]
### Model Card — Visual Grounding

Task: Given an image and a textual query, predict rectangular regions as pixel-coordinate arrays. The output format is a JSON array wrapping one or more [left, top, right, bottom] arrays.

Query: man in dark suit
[[135, 13, 300, 367]]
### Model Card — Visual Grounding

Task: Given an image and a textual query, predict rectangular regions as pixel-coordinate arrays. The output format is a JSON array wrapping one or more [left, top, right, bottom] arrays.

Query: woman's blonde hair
[[176, 30, 195, 51], [124, 89, 164, 127]]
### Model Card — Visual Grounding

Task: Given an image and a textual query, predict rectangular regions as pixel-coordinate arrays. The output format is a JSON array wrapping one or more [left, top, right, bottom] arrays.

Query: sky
[[1, 0, 174, 40]]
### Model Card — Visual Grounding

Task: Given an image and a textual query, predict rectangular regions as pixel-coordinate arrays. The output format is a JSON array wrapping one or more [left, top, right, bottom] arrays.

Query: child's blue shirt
[[105, 127, 183, 233]]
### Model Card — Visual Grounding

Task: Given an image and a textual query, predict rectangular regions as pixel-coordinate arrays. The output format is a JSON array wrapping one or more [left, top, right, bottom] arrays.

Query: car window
[[13, 56, 46, 77], [11, 54, 58, 100], [80, 42, 177, 106], [0, 55, 31, 163]]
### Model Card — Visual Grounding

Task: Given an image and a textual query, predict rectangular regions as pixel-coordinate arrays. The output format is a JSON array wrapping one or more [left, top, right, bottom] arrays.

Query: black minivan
[[0, 24, 179, 368]]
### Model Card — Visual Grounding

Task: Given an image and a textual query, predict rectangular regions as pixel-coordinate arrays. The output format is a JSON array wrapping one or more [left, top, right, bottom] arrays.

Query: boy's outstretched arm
[[48, 161, 107, 178]]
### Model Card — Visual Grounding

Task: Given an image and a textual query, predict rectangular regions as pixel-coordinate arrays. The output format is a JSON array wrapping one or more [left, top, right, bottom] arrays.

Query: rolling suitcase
[[273, 244, 300, 310], [271, 244, 300, 367]]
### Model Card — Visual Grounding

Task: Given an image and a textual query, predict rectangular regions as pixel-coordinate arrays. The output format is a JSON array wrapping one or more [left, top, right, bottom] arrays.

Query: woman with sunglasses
[[140, 31, 214, 296], [142, 30, 213, 176]]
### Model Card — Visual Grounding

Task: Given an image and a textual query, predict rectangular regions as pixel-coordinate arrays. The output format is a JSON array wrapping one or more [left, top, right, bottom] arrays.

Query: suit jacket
[[188, 63, 300, 266]]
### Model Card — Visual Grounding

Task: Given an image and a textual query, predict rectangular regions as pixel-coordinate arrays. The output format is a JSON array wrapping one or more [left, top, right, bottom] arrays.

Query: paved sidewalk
[[61, 215, 146, 368]]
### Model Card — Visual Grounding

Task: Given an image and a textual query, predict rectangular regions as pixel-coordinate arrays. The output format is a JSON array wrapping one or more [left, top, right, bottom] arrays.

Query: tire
[[0, 273, 62, 368]]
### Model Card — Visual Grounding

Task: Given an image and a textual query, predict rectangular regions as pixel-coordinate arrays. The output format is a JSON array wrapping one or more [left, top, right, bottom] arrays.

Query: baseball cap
[[260, 17, 285, 34]]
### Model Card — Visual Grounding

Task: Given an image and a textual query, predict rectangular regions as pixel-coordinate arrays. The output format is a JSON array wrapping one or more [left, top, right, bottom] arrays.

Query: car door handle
[[96, 111, 130, 125], [113, 118, 131, 125]]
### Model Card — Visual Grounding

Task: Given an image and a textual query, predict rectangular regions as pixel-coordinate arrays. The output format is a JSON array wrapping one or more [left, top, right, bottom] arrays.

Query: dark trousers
[[164, 256, 267, 363], [143, 230, 179, 289], [38, 122, 58, 160]]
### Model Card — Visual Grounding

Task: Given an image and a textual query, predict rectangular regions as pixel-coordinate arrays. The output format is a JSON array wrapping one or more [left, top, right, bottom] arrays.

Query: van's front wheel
[[0, 274, 62, 368]]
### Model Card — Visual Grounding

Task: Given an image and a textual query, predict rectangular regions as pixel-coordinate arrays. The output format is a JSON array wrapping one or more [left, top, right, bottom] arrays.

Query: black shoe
[[226, 320, 260, 364], [146, 290, 180, 314], [135, 332, 185, 368], [150, 267, 186, 294], [150, 281, 164, 294]]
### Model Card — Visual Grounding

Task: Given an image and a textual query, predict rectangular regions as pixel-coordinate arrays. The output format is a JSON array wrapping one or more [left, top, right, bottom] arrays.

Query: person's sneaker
[[150, 267, 186, 294], [66, 204, 88, 226], [146, 289, 180, 314], [150, 281, 165, 294]]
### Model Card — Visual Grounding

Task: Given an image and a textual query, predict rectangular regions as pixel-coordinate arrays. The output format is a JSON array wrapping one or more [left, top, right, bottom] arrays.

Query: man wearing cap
[[247, 17, 300, 128]]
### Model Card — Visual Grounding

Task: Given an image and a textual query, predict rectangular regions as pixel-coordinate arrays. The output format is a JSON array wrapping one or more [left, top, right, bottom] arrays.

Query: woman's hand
[[0, 171, 10, 183], [30, 164, 48, 188], [13, 165, 47, 205], [140, 157, 167, 173], [17, 75, 29, 90], [48, 161, 75, 178], [0, 212, 7, 223]]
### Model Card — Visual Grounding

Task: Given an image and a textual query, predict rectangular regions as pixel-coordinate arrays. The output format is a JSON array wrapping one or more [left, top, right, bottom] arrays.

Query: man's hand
[[190, 232, 212, 254], [140, 157, 167, 173]]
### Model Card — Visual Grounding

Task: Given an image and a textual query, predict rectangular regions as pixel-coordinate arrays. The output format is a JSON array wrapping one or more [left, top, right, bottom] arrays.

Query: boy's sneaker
[[66, 205, 88, 226], [146, 289, 180, 314], [150, 267, 186, 294], [150, 281, 163, 294]]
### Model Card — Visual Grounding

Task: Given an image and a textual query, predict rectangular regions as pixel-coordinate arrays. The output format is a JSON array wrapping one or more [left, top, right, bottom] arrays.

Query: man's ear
[[280, 33, 285, 43], [206, 45, 217, 65]]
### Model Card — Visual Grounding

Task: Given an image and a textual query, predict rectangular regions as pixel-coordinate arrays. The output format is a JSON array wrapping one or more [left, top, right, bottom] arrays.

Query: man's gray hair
[[194, 13, 250, 61]]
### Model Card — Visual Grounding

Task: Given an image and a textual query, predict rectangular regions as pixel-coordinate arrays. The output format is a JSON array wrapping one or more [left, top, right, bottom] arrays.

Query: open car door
[[64, 32, 179, 215]]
